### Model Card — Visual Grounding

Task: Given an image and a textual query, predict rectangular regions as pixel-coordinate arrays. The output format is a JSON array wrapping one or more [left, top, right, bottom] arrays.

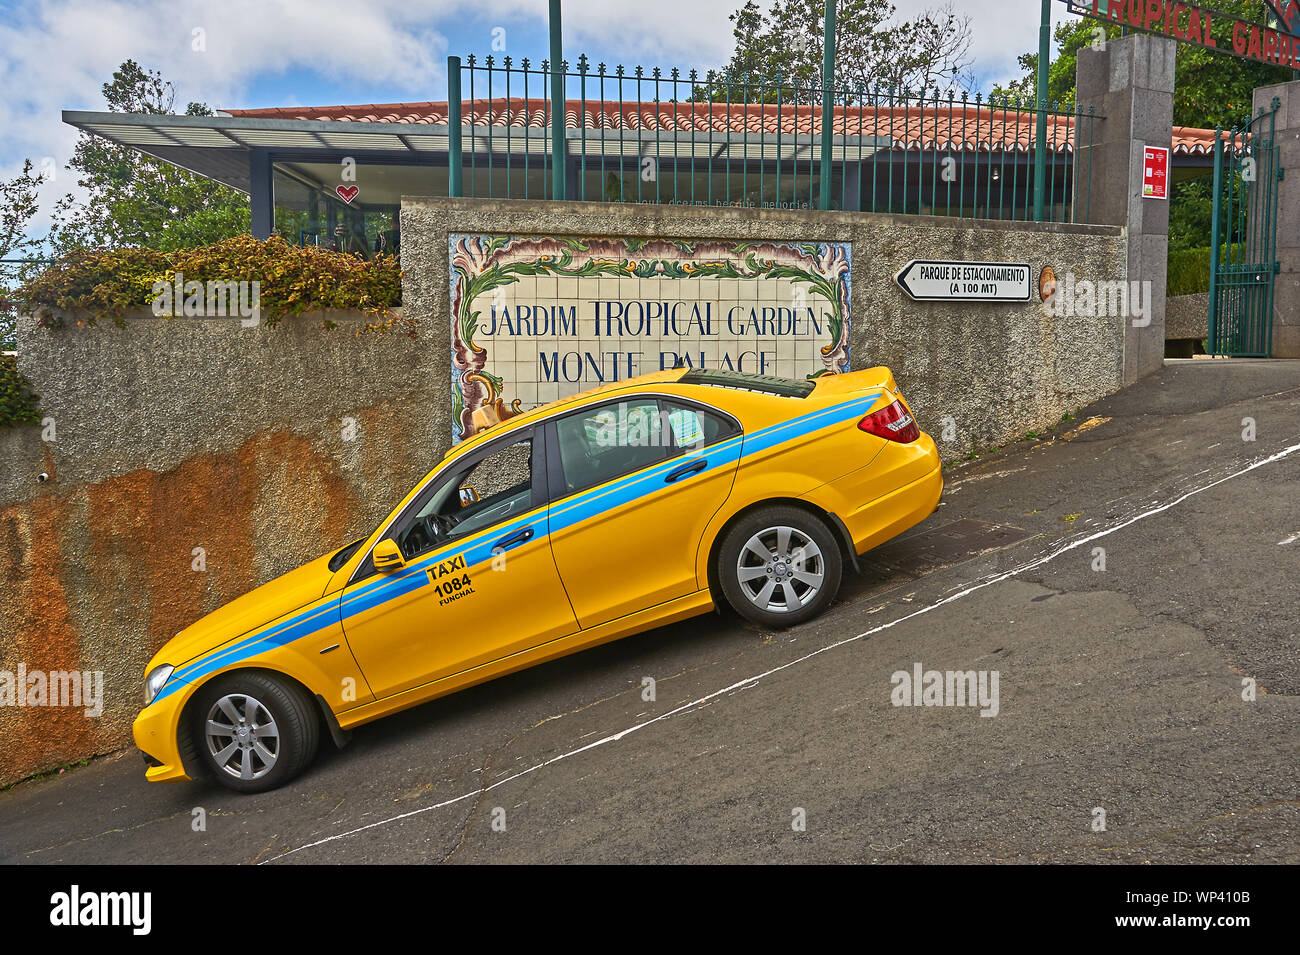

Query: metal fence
[[447, 55, 1098, 223], [1209, 101, 1281, 357]]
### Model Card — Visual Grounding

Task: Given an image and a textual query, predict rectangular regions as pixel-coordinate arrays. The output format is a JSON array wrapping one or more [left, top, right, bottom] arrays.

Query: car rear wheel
[[717, 506, 843, 627], [190, 672, 319, 794]]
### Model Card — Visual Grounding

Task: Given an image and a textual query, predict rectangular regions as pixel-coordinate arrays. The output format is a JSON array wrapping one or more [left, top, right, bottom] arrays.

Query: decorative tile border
[[448, 234, 851, 440]]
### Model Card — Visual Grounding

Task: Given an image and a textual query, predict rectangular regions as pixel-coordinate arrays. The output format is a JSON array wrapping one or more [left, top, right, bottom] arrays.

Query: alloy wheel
[[734, 525, 825, 613], [204, 693, 280, 781]]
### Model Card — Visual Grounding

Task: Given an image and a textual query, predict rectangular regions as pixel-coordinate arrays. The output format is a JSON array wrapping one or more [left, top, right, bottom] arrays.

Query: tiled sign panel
[[449, 234, 851, 441]]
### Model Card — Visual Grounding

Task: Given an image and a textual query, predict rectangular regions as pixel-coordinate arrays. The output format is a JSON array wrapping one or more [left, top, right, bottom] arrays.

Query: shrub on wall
[[1167, 247, 1210, 298], [18, 235, 404, 330], [1167, 245, 1245, 298], [20, 247, 171, 318], [0, 354, 41, 429]]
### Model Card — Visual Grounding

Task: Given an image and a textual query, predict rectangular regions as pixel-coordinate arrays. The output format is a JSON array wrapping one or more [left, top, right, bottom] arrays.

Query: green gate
[[1208, 99, 1282, 357]]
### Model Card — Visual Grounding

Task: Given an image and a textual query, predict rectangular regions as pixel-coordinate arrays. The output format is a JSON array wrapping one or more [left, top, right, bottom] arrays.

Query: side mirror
[[458, 486, 480, 507], [372, 538, 406, 572]]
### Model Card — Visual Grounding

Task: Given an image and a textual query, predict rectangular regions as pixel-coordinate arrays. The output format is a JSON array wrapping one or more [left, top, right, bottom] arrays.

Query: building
[[63, 93, 1220, 256]]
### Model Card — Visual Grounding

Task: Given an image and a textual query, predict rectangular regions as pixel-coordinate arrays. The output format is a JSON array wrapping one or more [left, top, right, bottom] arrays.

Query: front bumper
[[132, 691, 192, 783]]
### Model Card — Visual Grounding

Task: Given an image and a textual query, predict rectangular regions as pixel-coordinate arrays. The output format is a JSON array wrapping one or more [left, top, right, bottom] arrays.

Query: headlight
[[143, 664, 174, 705]]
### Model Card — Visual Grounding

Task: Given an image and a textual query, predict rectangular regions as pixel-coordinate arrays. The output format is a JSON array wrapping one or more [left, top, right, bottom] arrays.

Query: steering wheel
[[402, 514, 450, 559]]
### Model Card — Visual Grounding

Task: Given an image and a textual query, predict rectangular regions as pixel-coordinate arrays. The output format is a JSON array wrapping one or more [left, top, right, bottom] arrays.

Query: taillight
[[858, 399, 920, 443]]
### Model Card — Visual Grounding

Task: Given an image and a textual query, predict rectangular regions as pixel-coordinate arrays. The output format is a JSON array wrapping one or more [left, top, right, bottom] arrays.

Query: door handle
[[665, 458, 707, 483], [493, 526, 535, 550]]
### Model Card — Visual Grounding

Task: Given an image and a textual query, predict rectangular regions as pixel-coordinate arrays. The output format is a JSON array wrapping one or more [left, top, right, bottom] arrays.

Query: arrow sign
[[895, 260, 1032, 302]]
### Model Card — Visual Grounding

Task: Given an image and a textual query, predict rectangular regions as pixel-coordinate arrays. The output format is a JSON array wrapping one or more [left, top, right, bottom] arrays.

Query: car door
[[339, 428, 578, 698], [545, 395, 741, 629]]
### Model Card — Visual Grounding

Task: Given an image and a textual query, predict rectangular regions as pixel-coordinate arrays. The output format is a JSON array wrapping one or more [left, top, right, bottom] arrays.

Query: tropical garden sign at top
[[1067, 0, 1300, 68]]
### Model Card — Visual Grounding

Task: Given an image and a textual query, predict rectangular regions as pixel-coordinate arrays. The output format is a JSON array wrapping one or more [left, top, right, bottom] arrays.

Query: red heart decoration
[[336, 185, 359, 203]]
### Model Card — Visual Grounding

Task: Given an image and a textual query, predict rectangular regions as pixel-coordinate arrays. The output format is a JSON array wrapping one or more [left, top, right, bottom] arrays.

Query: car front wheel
[[717, 506, 843, 627], [190, 672, 320, 794]]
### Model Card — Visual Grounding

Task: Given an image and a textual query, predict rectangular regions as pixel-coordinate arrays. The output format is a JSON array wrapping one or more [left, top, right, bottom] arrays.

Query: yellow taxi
[[134, 367, 942, 792]]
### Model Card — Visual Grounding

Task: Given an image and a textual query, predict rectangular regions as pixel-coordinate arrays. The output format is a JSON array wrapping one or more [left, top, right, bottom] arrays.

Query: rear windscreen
[[678, 369, 815, 398]]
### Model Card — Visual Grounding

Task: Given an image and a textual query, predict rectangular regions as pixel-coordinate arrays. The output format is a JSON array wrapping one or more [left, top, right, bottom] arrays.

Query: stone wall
[[1166, 293, 1210, 341], [1254, 80, 1300, 358], [1075, 33, 1176, 382], [403, 197, 1129, 459]]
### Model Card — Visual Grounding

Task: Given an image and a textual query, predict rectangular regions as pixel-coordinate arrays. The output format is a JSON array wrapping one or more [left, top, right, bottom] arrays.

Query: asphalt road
[[2, 358, 1297, 864]]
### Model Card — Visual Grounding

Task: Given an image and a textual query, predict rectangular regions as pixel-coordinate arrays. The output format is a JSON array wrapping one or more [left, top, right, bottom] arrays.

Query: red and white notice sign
[[1142, 146, 1170, 200]]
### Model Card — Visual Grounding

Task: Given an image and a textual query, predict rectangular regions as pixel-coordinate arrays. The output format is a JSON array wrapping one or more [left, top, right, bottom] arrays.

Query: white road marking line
[[265, 440, 1300, 863], [1279, 533, 1298, 546], [947, 467, 1028, 488]]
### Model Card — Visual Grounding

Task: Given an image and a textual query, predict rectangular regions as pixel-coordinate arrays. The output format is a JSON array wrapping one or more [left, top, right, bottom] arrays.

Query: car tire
[[190, 671, 320, 794], [717, 506, 843, 627]]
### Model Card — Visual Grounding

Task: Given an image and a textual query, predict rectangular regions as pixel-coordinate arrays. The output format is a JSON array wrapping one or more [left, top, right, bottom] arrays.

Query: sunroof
[[677, 369, 815, 398]]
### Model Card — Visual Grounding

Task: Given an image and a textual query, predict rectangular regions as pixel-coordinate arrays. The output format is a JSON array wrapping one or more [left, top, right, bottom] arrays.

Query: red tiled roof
[[228, 100, 1218, 156], [1171, 125, 1216, 155]]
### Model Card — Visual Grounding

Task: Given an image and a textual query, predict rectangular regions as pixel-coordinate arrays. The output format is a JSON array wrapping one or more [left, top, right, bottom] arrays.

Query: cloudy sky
[[0, 0, 1067, 237]]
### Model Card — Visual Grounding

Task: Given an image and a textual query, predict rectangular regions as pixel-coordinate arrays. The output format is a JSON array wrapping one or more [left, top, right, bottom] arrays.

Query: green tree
[[991, 19, 1109, 107], [0, 160, 42, 261], [706, 0, 974, 99], [47, 60, 250, 255], [996, 7, 1293, 251], [1168, 178, 1215, 252], [0, 159, 46, 349], [996, 5, 1291, 127]]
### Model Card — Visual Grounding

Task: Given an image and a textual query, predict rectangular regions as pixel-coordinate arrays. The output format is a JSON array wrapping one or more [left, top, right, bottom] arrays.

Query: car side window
[[555, 399, 668, 494], [662, 401, 739, 453], [395, 438, 535, 560]]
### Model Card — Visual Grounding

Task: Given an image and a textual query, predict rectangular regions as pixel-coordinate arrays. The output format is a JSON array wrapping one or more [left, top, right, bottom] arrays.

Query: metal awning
[[62, 110, 893, 195], [62, 111, 459, 192]]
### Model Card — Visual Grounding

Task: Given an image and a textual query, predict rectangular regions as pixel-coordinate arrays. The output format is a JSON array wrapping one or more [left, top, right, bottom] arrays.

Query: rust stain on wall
[[0, 414, 418, 787], [0, 495, 96, 783], [239, 430, 358, 580]]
